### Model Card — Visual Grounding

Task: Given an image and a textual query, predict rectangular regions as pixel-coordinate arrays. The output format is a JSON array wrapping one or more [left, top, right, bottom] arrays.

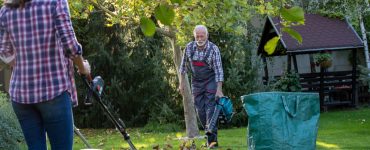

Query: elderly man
[[178, 25, 224, 148]]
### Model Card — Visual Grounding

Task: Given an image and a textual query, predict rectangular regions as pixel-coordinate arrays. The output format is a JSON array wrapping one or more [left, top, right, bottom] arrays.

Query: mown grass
[[70, 107, 370, 149], [316, 107, 370, 149]]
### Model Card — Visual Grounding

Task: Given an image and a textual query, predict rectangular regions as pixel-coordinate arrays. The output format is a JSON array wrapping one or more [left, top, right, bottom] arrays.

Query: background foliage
[[70, 0, 370, 129], [0, 91, 24, 149], [2, 0, 370, 148], [72, 11, 183, 128], [70, 1, 262, 129]]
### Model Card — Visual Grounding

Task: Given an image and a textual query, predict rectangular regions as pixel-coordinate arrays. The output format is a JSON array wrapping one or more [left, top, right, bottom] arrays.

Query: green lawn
[[316, 107, 370, 149], [72, 107, 370, 150]]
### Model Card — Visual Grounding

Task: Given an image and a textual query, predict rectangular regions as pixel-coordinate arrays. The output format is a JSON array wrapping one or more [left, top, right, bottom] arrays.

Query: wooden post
[[309, 54, 316, 73], [293, 54, 299, 73], [352, 49, 358, 107], [319, 60, 325, 111], [263, 56, 269, 84], [287, 54, 292, 73]]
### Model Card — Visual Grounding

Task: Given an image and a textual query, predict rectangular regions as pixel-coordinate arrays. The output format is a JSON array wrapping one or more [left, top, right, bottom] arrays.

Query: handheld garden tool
[[206, 96, 234, 135], [74, 125, 93, 148], [81, 74, 137, 150]]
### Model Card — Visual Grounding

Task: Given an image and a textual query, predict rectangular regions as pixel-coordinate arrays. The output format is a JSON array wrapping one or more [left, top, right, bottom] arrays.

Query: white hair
[[193, 25, 208, 37]]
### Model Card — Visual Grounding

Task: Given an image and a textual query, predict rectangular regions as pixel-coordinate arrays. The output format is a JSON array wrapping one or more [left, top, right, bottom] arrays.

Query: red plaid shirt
[[0, 0, 81, 105]]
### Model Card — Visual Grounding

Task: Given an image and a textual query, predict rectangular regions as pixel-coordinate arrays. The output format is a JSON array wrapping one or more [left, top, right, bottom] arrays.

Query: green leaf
[[170, 0, 183, 5], [154, 4, 175, 26], [72, 1, 84, 11], [280, 6, 304, 22], [264, 36, 280, 55], [140, 17, 156, 37], [282, 27, 302, 44], [88, 5, 94, 12], [265, 2, 273, 11]]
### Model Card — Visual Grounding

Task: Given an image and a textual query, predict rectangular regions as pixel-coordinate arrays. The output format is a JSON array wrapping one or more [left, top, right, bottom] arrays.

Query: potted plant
[[314, 53, 332, 68]]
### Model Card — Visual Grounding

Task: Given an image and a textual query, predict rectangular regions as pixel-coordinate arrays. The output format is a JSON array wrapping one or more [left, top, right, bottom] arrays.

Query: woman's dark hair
[[5, 0, 31, 8]]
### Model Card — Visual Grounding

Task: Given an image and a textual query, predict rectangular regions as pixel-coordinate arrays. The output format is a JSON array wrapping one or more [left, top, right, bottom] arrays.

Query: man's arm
[[213, 45, 224, 97], [216, 81, 223, 97]]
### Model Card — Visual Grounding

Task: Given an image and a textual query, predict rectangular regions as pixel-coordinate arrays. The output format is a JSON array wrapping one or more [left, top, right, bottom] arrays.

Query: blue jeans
[[12, 91, 74, 150]]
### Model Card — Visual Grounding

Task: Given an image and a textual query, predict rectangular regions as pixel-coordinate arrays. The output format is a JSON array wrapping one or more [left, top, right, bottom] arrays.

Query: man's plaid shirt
[[179, 41, 224, 82]]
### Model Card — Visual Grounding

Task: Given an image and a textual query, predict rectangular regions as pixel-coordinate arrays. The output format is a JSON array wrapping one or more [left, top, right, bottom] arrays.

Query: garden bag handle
[[281, 96, 300, 118]]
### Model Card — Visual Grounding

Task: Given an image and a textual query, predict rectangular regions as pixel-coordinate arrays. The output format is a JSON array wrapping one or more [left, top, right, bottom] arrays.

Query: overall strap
[[203, 42, 213, 63], [190, 41, 196, 60], [187, 42, 196, 74]]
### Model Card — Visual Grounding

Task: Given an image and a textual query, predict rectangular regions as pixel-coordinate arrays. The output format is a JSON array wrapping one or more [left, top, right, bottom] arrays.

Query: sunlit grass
[[73, 128, 247, 149], [316, 141, 340, 149]]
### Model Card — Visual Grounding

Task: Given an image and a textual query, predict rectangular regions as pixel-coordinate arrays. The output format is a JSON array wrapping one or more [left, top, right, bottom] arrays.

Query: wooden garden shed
[[258, 14, 364, 110]]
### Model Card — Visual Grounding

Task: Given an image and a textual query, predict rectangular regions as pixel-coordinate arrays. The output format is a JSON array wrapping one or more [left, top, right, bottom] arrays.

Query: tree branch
[[156, 27, 175, 38], [86, 0, 129, 19], [85, 0, 176, 39]]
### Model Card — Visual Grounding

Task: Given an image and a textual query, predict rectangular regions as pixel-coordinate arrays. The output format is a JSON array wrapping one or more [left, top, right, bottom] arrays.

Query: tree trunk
[[170, 35, 200, 138], [360, 14, 370, 69]]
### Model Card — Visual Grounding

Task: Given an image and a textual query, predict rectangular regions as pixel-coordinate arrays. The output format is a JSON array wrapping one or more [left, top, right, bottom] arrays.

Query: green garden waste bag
[[241, 92, 320, 150]]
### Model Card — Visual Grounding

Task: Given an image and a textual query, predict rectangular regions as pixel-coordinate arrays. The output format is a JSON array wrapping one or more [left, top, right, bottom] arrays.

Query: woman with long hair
[[0, 0, 90, 149]]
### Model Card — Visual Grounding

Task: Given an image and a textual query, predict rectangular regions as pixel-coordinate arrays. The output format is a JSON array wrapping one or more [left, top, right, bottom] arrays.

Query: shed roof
[[258, 14, 363, 56]]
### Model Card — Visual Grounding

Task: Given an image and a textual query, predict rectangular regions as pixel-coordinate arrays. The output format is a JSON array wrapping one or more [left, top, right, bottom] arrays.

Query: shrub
[[0, 91, 25, 149], [358, 65, 370, 91], [142, 103, 184, 133], [142, 122, 183, 133], [230, 110, 248, 127], [272, 71, 302, 92], [72, 12, 180, 128]]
